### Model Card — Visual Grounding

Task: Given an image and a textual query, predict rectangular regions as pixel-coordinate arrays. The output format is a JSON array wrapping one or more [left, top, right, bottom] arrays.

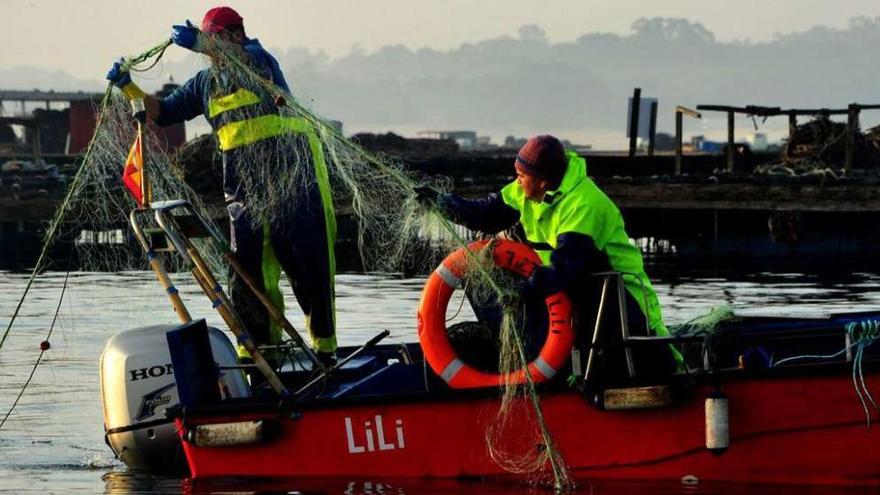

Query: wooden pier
[[1, 150, 879, 270]]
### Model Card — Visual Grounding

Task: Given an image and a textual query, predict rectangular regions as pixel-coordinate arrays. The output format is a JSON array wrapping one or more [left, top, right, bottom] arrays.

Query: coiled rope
[[773, 319, 880, 426]]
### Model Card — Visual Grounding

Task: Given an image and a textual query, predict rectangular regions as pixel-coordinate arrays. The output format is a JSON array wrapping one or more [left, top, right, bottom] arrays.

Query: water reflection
[[100, 472, 880, 495]]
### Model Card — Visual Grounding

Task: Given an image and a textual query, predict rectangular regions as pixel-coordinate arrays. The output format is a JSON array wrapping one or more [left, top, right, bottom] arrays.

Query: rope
[[0, 269, 71, 431], [127, 40, 172, 73], [508, 308, 571, 491], [772, 319, 880, 426], [445, 279, 469, 323]]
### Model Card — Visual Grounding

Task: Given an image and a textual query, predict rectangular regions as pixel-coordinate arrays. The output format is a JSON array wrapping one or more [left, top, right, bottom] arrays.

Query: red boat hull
[[178, 372, 880, 485]]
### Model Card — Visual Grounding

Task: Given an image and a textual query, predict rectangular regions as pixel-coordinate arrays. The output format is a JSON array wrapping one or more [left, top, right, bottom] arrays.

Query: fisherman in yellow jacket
[[106, 7, 337, 366], [417, 135, 679, 381]]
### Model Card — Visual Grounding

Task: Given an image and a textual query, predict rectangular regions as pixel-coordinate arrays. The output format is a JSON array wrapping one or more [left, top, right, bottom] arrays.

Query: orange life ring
[[418, 239, 574, 389]]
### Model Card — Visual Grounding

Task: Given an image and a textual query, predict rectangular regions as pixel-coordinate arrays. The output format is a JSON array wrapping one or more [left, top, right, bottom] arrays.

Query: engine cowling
[[99, 323, 249, 472]]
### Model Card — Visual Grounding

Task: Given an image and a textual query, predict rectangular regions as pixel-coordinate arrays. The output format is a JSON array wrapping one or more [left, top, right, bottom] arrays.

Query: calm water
[[2, 269, 880, 494]]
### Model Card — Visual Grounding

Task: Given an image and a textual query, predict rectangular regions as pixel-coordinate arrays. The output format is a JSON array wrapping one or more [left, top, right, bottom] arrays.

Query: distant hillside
[[6, 17, 880, 144]]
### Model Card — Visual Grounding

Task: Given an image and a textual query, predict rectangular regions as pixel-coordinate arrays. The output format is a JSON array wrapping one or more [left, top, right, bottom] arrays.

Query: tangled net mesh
[[196, 35, 455, 275], [54, 95, 224, 273], [486, 303, 570, 486], [459, 245, 572, 489], [2, 36, 573, 490]]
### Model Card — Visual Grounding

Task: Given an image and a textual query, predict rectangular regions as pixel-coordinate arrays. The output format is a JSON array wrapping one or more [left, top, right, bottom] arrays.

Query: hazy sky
[[4, 0, 880, 147], [4, 0, 880, 80]]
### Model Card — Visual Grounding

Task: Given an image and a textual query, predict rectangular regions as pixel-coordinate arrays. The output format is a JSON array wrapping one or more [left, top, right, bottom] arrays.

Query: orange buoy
[[418, 239, 574, 389]]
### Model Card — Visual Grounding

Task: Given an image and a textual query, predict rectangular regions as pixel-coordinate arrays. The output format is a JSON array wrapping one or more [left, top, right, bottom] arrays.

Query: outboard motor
[[99, 321, 249, 473]]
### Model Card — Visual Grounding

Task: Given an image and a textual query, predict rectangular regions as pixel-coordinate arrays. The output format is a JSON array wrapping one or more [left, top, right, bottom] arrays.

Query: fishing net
[[199, 35, 454, 274], [55, 95, 224, 273], [669, 305, 737, 371], [670, 305, 737, 335], [485, 302, 571, 489], [451, 244, 572, 490], [0, 35, 573, 490], [208, 37, 572, 488]]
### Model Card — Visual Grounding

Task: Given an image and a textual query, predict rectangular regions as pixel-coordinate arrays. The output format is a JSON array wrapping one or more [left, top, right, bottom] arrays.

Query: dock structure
[[0, 90, 104, 161], [0, 89, 100, 103], [5, 155, 880, 217], [695, 103, 880, 174], [0, 89, 100, 119], [0, 87, 185, 159], [4, 91, 880, 269], [398, 150, 880, 264], [599, 177, 880, 213], [2, 149, 880, 270]]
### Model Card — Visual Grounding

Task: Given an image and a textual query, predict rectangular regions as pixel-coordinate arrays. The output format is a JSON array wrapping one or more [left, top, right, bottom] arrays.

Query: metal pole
[[129, 210, 192, 322], [584, 276, 610, 383], [156, 200, 323, 371], [675, 110, 683, 176], [846, 104, 859, 173], [294, 330, 389, 397], [726, 111, 735, 172], [616, 274, 636, 379], [32, 124, 41, 165], [786, 113, 798, 159], [629, 88, 641, 158], [647, 101, 658, 157], [152, 206, 287, 395], [185, 239, 288, 395]]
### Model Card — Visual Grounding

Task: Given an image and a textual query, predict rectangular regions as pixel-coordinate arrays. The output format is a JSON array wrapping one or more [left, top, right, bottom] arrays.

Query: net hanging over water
[[0, 36, 573, 490]]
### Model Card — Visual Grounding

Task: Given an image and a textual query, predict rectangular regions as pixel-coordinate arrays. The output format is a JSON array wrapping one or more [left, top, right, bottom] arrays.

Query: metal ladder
[[129, 199, 324, 395]]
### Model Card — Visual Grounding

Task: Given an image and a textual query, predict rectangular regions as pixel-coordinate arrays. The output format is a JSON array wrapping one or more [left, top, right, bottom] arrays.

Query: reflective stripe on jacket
[[206, 75, 336, 277]]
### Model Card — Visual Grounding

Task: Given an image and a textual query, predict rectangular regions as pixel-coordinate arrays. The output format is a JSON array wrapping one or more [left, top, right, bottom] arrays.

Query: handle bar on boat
[[292, 329, 391, 398], [129, 208, 193, 323], [149, 204, 289, 395], [151, 200, 324, 372]]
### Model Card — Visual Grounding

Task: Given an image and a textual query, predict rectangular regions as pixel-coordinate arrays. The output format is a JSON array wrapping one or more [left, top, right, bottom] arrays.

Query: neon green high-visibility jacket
[[497, 152, 668, 336]]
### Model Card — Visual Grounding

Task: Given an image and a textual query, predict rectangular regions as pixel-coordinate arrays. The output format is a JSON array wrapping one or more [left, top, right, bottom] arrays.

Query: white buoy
[[705, 389, 729, 454]]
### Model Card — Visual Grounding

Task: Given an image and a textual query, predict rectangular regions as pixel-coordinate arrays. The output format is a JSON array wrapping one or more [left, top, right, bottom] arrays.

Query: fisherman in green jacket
[[416, 135, 678, 381]]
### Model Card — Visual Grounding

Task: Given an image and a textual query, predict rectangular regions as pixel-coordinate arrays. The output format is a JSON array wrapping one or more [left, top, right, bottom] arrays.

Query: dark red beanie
[[202, 6, 244, 34], [515, 135, 566, 182]]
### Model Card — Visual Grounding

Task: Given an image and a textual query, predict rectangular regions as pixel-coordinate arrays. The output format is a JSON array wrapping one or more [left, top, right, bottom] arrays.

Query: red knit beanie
[[514, 135, 566, 182], [202, 6, 245, 34]]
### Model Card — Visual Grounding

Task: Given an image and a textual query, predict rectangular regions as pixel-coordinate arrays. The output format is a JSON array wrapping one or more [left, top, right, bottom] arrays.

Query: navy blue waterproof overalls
[[155, 39, 337, 357]]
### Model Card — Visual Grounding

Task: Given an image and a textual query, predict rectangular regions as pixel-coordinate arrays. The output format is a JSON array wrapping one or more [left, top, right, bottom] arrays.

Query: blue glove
[[171, 20, 204, 52], [105, 58, 131, 88]]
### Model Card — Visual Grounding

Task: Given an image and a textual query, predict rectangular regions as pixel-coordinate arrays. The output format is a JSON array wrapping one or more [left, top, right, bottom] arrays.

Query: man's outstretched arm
[[436, 192, 520, 234]]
